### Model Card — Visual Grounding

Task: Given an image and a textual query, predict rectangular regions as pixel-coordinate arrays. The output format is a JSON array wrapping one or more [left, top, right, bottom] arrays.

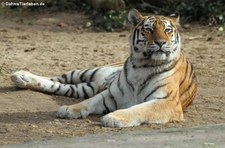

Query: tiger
[[11, 9, 197, 128]]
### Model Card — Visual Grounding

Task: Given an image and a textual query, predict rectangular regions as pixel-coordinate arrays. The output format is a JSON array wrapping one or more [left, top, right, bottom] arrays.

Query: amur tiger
[[11, 9, 197, 127]]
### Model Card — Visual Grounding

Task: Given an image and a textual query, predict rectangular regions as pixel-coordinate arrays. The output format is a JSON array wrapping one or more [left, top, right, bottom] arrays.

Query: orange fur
[[161, 54, 197, 110]]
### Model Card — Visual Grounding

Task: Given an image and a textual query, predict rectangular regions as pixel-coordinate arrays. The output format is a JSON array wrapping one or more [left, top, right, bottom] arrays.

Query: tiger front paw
[[101, 110, 141, 128], [57, 104, 89, 119]]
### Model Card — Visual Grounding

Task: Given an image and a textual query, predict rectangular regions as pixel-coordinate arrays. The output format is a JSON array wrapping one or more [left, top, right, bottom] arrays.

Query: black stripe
[[179, 60, 189, 86], [136, 39, 145, 44], [82, 86, 89, 99], [124, 58, 134, 91], [53, 85, 61, 94], [108, 89, 118, 109], [89, 68, 100, 81], [124, 65, 134, 90], [180, 74, 196, 97], [167, 25, 172, 28], [147, 16, 155, 21], [189, 63, 194, 81], [107, 78, 113, 89], [71, 71, 75, 84], [170, 22, 175, 28], [51, 84, 54, 89], [132, 29, 137, 45], [76, 89, 80, 98], [176, 31, 179, 43], [87, 82, 95, 95], [183, 86, 197, 107], [144, 83, 168, 102], [138, 19, 145, 26], [62, 74, 68, 84], [70, 86, 75, 97], [80, 70, 89, 82], [74, 83, 78, 88], [57, 78, 62, 83], [101, 94, 110, 113], [64, 88, 70, 96], [182, 87, 197, 108], [138, 81, 149, 95], [117, 73, 124, 96]]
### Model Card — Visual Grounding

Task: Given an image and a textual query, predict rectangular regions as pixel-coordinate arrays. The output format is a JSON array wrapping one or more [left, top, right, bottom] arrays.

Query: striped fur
[[11, 9, 197, 127]]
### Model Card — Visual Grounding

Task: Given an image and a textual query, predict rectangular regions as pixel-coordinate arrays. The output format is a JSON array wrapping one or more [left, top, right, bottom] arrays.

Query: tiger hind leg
[[11, 67, 121, 98], [10, 71, 100, 98], [50, 68, 104, 84], [50, 67, 122, 85]]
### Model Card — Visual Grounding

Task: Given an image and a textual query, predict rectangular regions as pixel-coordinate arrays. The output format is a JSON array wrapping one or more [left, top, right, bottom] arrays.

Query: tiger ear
[[169, 13, 180, 25], [128, 9, 144, 26]]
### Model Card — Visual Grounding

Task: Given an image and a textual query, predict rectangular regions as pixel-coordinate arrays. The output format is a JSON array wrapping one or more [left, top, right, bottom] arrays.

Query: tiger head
[[128, 9, 181, 65]]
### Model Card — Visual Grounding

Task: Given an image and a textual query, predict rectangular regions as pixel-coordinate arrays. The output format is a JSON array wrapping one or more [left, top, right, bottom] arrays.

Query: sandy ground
[[0, 11, 225, 144]]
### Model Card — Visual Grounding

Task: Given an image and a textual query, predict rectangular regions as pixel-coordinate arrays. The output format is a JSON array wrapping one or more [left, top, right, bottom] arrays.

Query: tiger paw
[[57, 104, 89, 119], [11, 70, 53, 91], [101, 111, 141, 128], [11, 71, 33, 88]]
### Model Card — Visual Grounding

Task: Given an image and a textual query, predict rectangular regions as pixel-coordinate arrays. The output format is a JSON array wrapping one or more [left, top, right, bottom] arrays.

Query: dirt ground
[[0, 11, 225, 145]]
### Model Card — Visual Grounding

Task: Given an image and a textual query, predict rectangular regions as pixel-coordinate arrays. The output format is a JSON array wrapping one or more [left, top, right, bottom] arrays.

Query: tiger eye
[[144, 28, 153, 33], [165, 28, 172, 33]]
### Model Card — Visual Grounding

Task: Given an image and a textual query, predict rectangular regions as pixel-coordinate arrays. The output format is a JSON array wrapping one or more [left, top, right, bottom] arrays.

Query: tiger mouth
[[143, 49, 170, 58]]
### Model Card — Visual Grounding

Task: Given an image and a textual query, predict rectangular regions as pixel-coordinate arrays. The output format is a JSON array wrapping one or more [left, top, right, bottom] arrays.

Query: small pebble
[[85, 22, 92, 28], [183, 24, 191, 29], [218, 27, 223, 31]]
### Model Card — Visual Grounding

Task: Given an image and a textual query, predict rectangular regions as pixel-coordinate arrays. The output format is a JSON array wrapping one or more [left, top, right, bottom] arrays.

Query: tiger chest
[[127, 67, 171, 103]]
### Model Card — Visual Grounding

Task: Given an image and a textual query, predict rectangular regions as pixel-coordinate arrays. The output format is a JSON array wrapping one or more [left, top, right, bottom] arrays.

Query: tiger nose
[[154, 40, 166, 47]]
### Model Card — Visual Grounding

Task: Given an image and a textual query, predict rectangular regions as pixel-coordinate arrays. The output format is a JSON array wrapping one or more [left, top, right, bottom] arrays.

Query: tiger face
[[128, 9, 181, 65]]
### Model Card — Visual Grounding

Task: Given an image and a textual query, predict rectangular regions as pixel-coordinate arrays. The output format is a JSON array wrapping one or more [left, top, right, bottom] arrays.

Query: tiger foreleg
[[101, 99, 184, 128], [57, 89, 117, 119]]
